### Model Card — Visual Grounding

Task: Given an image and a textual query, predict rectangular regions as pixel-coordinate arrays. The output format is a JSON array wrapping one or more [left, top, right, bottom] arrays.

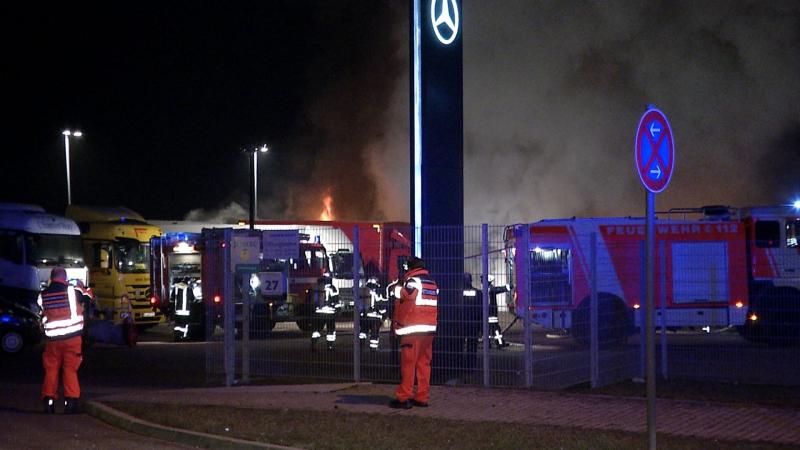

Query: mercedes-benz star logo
[[431, 0, 459, 45]]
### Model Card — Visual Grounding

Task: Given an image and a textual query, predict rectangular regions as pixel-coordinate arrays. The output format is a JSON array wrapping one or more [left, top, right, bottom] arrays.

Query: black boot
[[64, 397, 80, 414], [42, 396, 55, 414]]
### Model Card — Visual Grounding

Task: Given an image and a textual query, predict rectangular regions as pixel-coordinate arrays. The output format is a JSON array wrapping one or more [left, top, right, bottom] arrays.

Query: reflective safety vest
[[172, 282, 193, 317], [38, 282, 84, 340], [393, 268, 438, 336], [315, 284, 340, 315]]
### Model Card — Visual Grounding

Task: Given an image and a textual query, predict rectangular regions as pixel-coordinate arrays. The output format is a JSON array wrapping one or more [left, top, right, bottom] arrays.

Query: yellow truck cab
[[65, 205, 163, 327]]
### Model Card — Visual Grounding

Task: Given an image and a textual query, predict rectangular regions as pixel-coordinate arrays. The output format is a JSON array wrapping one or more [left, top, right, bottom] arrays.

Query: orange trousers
[[395, 334, 435, 403], [41, 336, 82, 399]]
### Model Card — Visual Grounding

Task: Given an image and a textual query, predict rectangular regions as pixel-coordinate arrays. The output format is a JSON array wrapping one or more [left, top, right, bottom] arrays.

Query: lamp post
[[62, 130, 83, 206], [244, 144, 269, 230]]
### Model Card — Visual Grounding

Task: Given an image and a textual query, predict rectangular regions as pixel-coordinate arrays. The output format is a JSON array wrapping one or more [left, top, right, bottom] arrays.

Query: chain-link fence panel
[[201, 221, 800, 389]]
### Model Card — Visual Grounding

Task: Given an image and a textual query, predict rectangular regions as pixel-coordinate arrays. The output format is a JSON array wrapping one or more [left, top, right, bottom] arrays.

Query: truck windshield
[[116, 238, 150, 273], [25, 233, 85, 268]]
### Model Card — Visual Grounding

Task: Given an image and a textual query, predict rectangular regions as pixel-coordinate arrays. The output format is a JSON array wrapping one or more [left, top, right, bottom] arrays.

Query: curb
[[84, 400, 302, 450]]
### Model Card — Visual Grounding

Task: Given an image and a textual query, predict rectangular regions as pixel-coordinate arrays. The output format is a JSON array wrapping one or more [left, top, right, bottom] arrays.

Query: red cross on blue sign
[[635, 108, 674, 193]]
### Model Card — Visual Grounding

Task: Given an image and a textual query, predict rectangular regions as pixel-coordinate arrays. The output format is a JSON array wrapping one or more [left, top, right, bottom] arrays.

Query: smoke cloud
[[368, 0, 800, 224], [184, 202, 248, 224], [190, 1, 799, 225]]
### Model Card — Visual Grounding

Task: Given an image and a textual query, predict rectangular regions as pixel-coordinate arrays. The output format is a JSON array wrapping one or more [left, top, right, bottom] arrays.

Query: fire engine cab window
[[755, 221, 780, 248], [304, 250, 326, 270], [787, 219, 799, 248], [0, 230, 23, 265]]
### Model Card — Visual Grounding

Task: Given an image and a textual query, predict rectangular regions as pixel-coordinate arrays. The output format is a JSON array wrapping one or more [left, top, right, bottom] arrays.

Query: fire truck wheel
[[296, 319, 313, 333], [295, 305, 314, 333], [248, 320, 275, 339], [572, 293, 632, 349], [743, 287, 800, 347]]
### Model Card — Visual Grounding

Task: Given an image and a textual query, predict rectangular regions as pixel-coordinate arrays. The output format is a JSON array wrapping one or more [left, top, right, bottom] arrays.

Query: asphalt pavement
[[3, 323, 800, 449], [0, 382, 193, 450]]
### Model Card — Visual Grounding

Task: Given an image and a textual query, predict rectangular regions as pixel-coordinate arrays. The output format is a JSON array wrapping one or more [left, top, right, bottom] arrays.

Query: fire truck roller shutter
[[740, 286, 800, 347], [572, 293, 633, 349]]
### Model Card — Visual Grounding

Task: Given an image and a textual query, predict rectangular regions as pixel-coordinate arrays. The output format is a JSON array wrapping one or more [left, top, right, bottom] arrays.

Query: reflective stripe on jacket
[[393, 268, 438, 336], [38, 282, 84, 340]]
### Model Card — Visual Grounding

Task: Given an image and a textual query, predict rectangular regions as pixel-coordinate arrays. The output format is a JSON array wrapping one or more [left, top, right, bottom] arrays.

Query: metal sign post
[[645, 191, 656, 450], [635, 105, 675, 450]]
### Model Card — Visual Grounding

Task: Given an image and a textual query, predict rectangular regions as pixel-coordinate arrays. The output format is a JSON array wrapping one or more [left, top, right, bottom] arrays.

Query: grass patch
[[106, 401, 793, 450]]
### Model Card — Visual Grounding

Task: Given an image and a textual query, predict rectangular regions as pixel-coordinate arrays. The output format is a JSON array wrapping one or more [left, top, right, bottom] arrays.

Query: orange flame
[[319, 192, 335, 221]]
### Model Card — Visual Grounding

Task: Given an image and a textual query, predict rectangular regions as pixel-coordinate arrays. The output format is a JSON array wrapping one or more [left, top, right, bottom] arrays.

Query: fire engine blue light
[[793, 200, 800, 210], [1, 315, 11, 323]]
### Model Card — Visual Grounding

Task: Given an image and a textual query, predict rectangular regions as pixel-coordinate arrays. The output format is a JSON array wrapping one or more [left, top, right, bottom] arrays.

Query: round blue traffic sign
[[635, 108, 675, 193]]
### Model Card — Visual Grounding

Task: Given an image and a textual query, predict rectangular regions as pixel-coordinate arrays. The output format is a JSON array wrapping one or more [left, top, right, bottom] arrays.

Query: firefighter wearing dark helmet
[[389, 256, 438, 409], [359, 277, 386, 351], [311, 274, 339, 351], [485, 274, 511, 348], [462, 272, 482, 369]]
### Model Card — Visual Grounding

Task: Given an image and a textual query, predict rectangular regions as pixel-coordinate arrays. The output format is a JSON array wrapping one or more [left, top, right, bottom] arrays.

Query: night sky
[[4, 1, 799, 224]]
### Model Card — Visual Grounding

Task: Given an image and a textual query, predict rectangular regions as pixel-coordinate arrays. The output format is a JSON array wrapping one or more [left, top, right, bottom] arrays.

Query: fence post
[[224, 228, 235, 387], [590, 232, 599, 388], [520, 226, 533, 388], [659, 239, 667, 379], [204, 231, 214, 384], [353, 226, 361, 383], [481, 224, 490, 388], [242, 273, 250, 384]]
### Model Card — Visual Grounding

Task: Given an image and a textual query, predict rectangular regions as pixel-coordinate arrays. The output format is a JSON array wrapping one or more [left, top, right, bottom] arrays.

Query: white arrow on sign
[[649, 164, 662, 179], [649, 122, 661, 138]]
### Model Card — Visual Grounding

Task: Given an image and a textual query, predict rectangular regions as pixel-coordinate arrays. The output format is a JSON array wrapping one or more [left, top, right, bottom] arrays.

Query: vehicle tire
[[742, 287, 800, 346], [572, 293, 632, 349], [295, 304, 314, 333], [1, 330, 24, 354]]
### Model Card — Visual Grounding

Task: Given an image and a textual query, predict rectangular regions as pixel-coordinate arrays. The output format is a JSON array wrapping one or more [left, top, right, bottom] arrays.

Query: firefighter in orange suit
[[37, 267, 92, 414], [389, 256, 438, 409]]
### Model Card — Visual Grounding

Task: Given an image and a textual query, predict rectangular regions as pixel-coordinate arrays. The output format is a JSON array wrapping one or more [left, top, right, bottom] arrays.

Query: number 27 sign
[[257, 272, 286, 296]]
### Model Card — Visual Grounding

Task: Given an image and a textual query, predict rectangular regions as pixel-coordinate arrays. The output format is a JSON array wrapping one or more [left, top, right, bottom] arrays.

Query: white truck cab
[[0, 203, 88, 309]]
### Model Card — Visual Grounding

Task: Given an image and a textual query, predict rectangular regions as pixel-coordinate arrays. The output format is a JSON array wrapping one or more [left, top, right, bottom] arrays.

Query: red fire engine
[[505, 205, 800, 346], [151, 220, 411, 335]]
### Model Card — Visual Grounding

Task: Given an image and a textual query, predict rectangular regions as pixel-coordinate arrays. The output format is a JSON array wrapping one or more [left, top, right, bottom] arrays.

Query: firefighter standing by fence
[[462, 273, 482, 369], [390, 256, 438, 409], [171, 277, 204, 341], [37, 267, 92, 414], [311, 275, 339, 351], [485, 275, 511, 348], [359, 277, 388, 351]]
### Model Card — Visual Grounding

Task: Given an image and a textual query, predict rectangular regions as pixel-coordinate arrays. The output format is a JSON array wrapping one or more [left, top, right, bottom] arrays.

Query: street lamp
[[243, 144, 269, 230], [62, 130, 83, 206]]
